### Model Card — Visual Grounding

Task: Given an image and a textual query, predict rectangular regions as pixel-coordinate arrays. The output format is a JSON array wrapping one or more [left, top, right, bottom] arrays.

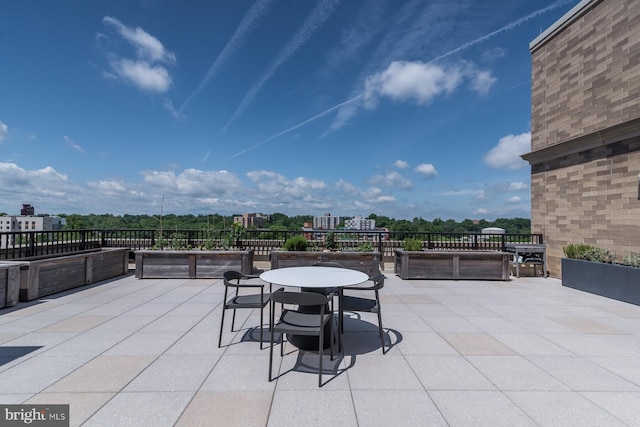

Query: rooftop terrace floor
[[1, 270, 640, 426]]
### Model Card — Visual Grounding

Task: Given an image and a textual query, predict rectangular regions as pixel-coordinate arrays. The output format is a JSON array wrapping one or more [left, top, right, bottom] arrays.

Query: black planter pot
[[561, 258, 640, 305]]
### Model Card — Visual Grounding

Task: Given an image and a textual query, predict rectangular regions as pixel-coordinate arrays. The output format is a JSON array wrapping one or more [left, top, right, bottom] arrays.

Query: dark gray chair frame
[[219, 270, 275, 349], [339, 272, 386, 354], [269, 290, 335, 387]]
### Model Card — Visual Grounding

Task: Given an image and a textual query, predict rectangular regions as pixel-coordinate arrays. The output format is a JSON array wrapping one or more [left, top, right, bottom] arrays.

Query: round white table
[[260, 266, 369, 350], [260, 266, 368, 289]]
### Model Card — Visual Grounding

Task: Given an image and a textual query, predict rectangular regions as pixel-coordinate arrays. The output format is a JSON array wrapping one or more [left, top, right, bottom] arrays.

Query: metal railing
[[0, 229, 543, 262]]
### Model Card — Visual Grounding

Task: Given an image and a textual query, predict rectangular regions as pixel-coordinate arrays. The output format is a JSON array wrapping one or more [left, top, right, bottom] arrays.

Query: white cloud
[[369, 171, 413, 189], [247, 170, 327, 200], [484, 132, 531, 170], [163, 98, 185, 120], [103, 16, 175, 64], [111, 59, 172, 93], [481, 47, 506, 62], [64, 135, 84, 152], [507, 196, 522, 203], [414, 163, 438, 179], [143, 169, 243, 197], [0, 121, 7, 143], [101, 17, 175, 93], [363, 60, 495, 108], [508, 181, 528, 191], [394, 160, 409, 169]]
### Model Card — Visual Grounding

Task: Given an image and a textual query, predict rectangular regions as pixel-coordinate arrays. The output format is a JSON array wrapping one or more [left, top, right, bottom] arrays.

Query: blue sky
[[0, 0, 577, 220]]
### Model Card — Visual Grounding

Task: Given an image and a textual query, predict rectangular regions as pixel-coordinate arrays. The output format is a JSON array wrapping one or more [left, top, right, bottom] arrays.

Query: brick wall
[[528, 0, 640, 276]]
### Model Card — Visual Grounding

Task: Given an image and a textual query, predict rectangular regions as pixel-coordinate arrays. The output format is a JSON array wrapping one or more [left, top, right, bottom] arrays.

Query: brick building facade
[[524, 0, 640, 276]]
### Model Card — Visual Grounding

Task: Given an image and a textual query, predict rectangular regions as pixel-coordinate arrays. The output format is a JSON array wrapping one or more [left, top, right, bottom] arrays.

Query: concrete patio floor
[[1, 269, 640, 426]]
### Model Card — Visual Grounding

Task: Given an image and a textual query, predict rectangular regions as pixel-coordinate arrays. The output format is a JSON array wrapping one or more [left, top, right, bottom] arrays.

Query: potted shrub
[[562, 243, 640, 305]]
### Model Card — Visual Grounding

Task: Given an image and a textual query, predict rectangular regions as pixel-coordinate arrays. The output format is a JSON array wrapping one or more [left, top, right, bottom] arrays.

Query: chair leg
[[259, 305, 264, 350], [269, 301, 275, 382], [319, 321, 324, 387], [218, 307, 226, 348], [377, 309, 385, 354], [231, 308, 236, 332]]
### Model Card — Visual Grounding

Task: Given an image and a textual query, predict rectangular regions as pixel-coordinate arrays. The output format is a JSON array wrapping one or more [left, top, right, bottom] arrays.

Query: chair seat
[[275, 310, 331, 335], [227, 292, 271, 309], [340, 294, 379, 313]]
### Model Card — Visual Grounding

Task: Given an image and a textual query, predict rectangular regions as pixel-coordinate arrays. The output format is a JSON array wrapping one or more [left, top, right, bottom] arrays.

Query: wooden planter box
[[134, 250, 254, 279], [0, 262, 23, 307], [562, 258, 640, 306], [270, 251, 381, 276], [394, 249, 510, 280], [17, 248, 129, 301]]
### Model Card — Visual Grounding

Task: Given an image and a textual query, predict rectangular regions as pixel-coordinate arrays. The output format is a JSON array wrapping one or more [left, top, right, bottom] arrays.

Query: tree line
[[58, 213, 531, 234]]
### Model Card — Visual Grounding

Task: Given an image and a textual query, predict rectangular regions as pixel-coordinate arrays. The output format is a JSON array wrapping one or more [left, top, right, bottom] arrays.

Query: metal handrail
[[0, 228, 543, 261]]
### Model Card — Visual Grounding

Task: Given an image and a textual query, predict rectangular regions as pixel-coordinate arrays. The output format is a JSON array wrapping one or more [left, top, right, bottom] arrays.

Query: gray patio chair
[[338, 272, 386, 354], [269, 289, 335, 387], [219, 270, 278, 349]]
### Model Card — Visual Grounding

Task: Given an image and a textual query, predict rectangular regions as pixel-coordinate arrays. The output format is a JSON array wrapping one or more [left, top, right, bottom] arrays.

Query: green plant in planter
[[402, 238, 423, 251], [563, 243, 616, 263], [283, 235, 308, 251], [324, 232, 337, 250], [622, 254, 640, 268], [356, 242, 374, 252]]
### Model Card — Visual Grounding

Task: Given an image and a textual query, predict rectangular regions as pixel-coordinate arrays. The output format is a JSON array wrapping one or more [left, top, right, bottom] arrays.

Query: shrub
[[563, 243, 615, 263], [402, 238, 423, 251], [355, 242, 374, 252], [324, 232, 337, 250], [622, 254, 640, 268], [283, 235, 308, 251]]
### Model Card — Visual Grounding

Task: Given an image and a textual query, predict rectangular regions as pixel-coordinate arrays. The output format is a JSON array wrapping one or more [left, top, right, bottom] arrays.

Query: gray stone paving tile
[[0, 393, 33, 404], [45, 355, 155, 393], [490, 332, 573, 356], [25, 392, 114, 427], [83, 391, 193, 427], [201, 354, 275, 391], [0, 355, 90, 394], [268, 390, 357, 427], [164, 331, 225, 356], [352, 389, 447, 426], [422, 316, 483, 333], [441, 333, 516, 355], [103, 331, 185, 356], [347, 354, 423, 390], [429, 390, 536, 427], [466, 355, 569, 391], [528, 355, 640, 391], [405, 355, 496, 391], [395, 331, 458, 355], [506, 391, 627, 427], [177, 390, 272, 427], [540, 333, 635, 357], [587, 356, 640, 387], [124, 354, 217, 392], [581, 391, 640, 426]]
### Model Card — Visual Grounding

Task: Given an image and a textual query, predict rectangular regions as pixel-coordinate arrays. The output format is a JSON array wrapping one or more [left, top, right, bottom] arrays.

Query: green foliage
[[283, 235, 308, 251], [324, 232, 337, 250], [563, 243, 615, 263], [622, 254, 640, 268], [402, 238, 423, 251], [355, 242, 374, 252]]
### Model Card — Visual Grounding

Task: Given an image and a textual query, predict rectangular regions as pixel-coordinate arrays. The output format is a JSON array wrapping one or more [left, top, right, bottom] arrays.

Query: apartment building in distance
[[233, 213, 266, 228], [0, 204, 65, 248], [344, 215, 376, 230], [524, 0, 640, 276], [313, 213, 343, 230]]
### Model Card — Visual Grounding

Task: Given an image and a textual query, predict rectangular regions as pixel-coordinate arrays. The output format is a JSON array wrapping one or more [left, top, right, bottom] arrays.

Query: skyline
[[0, 1, 578, 220]]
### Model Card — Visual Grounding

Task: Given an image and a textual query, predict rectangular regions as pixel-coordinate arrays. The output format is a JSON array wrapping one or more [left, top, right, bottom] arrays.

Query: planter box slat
[[0, 264, 21, 307], [135, 250, 253, 279], [17, 248, 129, 301], [395, 250, 510, 280]]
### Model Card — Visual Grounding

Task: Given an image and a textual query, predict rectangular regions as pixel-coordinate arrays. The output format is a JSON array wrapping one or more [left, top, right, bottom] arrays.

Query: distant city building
[[233, 213, 266, 228], [20, 204, 35, 216], [344, 215, 375, 230], [0, 205, 65, 248], [313, 213, 342, 230]]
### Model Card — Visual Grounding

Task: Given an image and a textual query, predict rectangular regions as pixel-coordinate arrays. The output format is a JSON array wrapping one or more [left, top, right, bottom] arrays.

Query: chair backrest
[[223, 270, 243, 286], [312, 262, 343, 268], [270, 290, 330, 306], [369, 272, 386, 290]]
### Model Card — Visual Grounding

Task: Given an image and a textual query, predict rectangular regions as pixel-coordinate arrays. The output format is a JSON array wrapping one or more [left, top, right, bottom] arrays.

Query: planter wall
[[0, 262, 23, 307], [135, 250, 253, 279], [395, 249, 510, 280], [562, 258, 640, 305], [18, 248, 129, 301], [270, 251, 381, 276]]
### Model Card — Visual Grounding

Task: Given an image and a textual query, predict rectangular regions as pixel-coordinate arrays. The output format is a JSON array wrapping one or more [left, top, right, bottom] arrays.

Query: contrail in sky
[[222, 0, 340, 133], [226, 94, 362, 160], [228, 0, 572, 159], [178, 0, 275, 114]]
